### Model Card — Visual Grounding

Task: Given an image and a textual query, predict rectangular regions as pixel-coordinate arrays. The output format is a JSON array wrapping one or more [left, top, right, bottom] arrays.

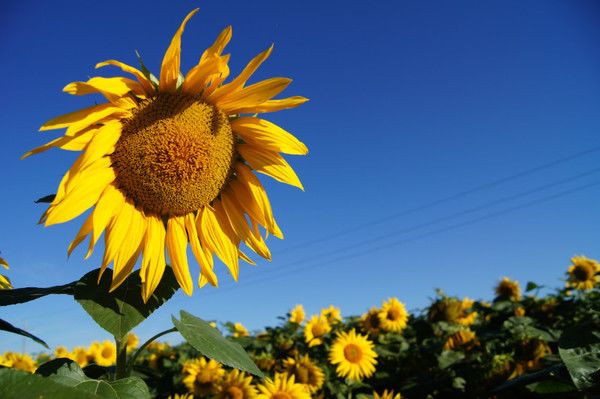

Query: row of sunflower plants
[[3, 255, 600, 398]]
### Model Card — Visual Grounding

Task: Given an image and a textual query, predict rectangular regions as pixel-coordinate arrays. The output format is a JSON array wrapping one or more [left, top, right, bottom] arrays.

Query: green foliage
[[0, 282, 75, 306], [0, 368, 101, 399], [559, 327, 600, 390]]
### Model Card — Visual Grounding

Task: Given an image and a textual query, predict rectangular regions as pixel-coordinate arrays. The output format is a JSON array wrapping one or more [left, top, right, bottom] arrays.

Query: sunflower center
[[387, 308, 402, 321], [101, 347, 113, 359], [573, 265, 594, 281], [343, 343, 363, 363], [272, 393, 292, 399], [312, 323, 327, 337], [223, 386, 244, 399], [111, 93, 235, 216]]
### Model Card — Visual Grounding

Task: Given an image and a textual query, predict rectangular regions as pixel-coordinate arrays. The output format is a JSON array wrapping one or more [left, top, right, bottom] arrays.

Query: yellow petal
[[166, 217, 193, 296], [141, 216, 167, 303], [239, 249, 256, 265], [0, 257, 8, 269], [96, 59, 155, 95], [233, 96, 308, 114], [182, 55, 229, 96], [215, 77, 292, 114], [237, 144, 304, 190], [87, 184, 126, 259], [67, 212, 93, 257], [200, 25, 232, 63], [208, 45, 273, 102], [231, 117, 308, 155], [21, 126, 97, 159], [110, 206, 146, 291], [184, 213, 218, 287], [159, 8, 199, 92], [63, 76, 145, 102], [39, 104, 123, 132], [77, 122, 122, 172], [45, 161, 116, 226], [197, 205, 239, 281], [99, 202, 134, 281]]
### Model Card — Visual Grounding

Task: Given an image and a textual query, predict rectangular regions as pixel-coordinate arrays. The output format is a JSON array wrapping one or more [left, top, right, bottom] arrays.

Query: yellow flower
[[26, 9, 308, 302], [320, 305, 342, 324], [71, 346, 89, 368], [215, 369, 257, 399], [256, 372, 310, 399], [282, 355, 324, 393], [54, 346, 72, 360], [428, 297, 478, 326], [329, 329, 377, 381], [93, 340, 117, 367], [0, 256, 11, 289], [304, 315, 331, 347], [182, 357, 225, 396], [233, 322, 249, 338], [443, 329, 478, 351], [289, 304, 305, 324], [495, 277, 521, 301], [514, 307, 526, 317], [567, 256, 600, 290], [374, 390, 402, 399], [360, 307, 382, 335], [126, 332, 139, 353], [167, 395, 193, 399], [253, 352, 276, 372], [147, 341, 169, 352], [378, 298, 408, 333], [1, 352, 37, 372], [510, 338, 552, 378]]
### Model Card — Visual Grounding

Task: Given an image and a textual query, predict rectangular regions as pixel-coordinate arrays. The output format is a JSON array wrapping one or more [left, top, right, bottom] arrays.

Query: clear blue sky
[[1, 0, 600, 353]]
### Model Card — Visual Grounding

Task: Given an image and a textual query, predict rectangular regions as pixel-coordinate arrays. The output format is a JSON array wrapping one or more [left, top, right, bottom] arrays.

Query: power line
[[278, 145, 600, 254]]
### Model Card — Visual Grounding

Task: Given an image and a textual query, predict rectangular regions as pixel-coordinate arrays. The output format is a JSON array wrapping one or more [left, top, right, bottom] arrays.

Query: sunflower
[[0, 256, 11, 289], [378, 298, 408, 333], [253, 352, 276, 372], [233, 322, 250, 338], [54, 346, 72, 359], [495, 277, 521, 301], [93, 340, 117, 366], [329, 329, 377, 381], [1, 352, 37, 373], [510, 338, 552, 378], [167, 395, 193, 399], [360, 307, 382, 335], [71, 346, 89, 368], [182, 357, 226, 396], [26, 9, 308, 302], [566, 256, 600, 290], [215, 369, 257, 399], [126, 332, 139, 352], [289, 304, 305, 324], [514, 306, 526, 317], [304, 315, 331, 347], [320, 305, 342, 324], [282, 355, 324, 393], [373, 390, 402, 399], [256, 372, 310, 399], [428, 297, 478, 326], [443, 329, 478, 351]]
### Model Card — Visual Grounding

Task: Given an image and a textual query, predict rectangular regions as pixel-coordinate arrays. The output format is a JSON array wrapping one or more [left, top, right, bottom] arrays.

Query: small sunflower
[[125, 332, 140, 353], [514, 306, 526, 317], [495, 277, 521, 301], [182, 357, 226, 396], [510, 338, 551, 378], [215, 369, 257, 399], [1, 352, 37, 373], [320, 305, 342, 324], [253, 352, 276, 372], [26, 9, 308, 302], [71, 346, 89, 368], [233, 322, 250, 338], [329, 329, 377, 381], [360, 307, 382, 335], [54, 346, 72, 359], [378, 298, 408, 333], [282, 355, 324, 393], [443, 329, 478, 351], [566, 256, 600, 290], [289, 304, 305, 324], [304, 315, 331, 347], [428, 297, 478, 326], [256, 372, 310, 399], [93, 340, 117, 366], [0, 256, 11, 289], [374, 390, 402, 399]]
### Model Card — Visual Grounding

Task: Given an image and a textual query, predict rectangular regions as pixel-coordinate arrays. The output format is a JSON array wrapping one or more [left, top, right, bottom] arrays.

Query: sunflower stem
[[125, 327, 177, 376], [115, 337, 128, 379]]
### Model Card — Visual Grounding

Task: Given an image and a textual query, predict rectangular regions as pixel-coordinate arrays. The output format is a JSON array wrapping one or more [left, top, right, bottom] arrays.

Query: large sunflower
[[215, 369, 257, 399], [378, 297, 408, 333], [25, 9, 308, 301], [255, 373, 310, 399], [328, 329, 377, 381]]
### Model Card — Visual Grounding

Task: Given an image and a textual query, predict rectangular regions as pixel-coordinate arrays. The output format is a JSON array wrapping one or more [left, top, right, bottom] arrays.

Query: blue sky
[[1, 0, 600, 353]]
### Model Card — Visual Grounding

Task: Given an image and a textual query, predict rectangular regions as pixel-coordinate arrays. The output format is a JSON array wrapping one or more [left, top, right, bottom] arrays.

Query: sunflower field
[[3, 255, 600, 398]]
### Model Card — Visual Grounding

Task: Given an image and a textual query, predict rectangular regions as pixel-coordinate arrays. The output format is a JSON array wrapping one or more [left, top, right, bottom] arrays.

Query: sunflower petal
[[185, 213, 218, 287], [200, 25, 232, 63], [111, 207, 146, 291], [96, 60, 155, 94], [197, 205, 239, 281], [238, 144, 303, 190], [63, 76, 145, 102], [67, 212, 93, 257], [87, 184, 126, 259], [231, 117, 308, 155], [215, 77, 292, 114], [182, 55, 229, 96], [39, 104, 122, 132], [166, 216, 193, 296], [141, 216, 167, 303], [237, 96, 309, 114], [159, 8, 199, 92], [77, 122, 122, 172], [99, 202, 134, 281]]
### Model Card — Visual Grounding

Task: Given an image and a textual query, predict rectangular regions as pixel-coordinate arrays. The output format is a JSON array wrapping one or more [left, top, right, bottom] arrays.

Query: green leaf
[[437, 350, 465, 369], [0, 318, 48, 348], [34, 194, 56, 203], [172, 310, 264, 377], [527, 380, 577, 394], [74, 267, 179, 339], [109, 377, 152, 399], [525, 281, 539, 292], [0, 368, 100, 399], [0, 282, 75, 306], [492, 364, 566, 394], [559, 327, 600, 389]]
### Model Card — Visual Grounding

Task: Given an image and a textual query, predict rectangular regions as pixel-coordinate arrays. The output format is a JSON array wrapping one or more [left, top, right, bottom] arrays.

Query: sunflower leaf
[[172, 310, 264, 377], [34, 194, 56, 203], [74, 267, 179, 340], [0, 318, 48, 348], [0, 282, 76, 306], [0, 368, 100, 399], [559, 327, 600, 389]]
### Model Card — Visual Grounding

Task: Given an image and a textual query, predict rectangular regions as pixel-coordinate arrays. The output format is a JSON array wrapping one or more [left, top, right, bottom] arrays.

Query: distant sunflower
[[329, 329, 377, 381], [289, 304, 305, 324], [373, 390, 402, 399], [304, 315, 331, 347], [182, 357, 225, 396], [256, 373, 310, 399], [93, 340, 116, 366], [215, 369, 257, 399], [1, 352, 37, 373], [428, 297, 477, 326], [495, 277, 521, 301], [378, 298, 408, 333], [360, 307, 382, 335], [26, 9, 308, 302], [566, 256, 600, 290], [320, 305, 342, 324], [511, 338, 551, 378], [443, 329, 478, 351], [126, 332, 139, 352], [54, 346, 71, 359], [0, 256, 11, 289], [71, 347, 89, 368], [233, 322, 250, 338], [282, 355, 324, 393]]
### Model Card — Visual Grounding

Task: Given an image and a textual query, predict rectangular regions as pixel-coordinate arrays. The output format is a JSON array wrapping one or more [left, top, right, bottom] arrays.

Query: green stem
[[125, 327, 177, 375], [115, 337, 127, 380]]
